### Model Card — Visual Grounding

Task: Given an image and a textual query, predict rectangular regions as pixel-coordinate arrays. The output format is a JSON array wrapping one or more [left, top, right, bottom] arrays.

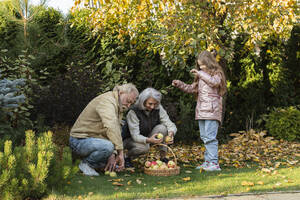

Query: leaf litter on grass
[[133, 129, 299, 170]]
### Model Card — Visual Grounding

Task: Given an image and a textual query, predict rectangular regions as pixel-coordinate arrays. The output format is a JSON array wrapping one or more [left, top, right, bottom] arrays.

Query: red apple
[[167, 160, 176, 168], [151, 161, 157, 166], [145, 161, 151, 168]]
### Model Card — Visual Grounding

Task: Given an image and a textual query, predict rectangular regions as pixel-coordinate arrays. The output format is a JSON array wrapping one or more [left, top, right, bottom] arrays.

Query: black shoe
[[125, 157, 134, 168], [161, 157, 169, 164]]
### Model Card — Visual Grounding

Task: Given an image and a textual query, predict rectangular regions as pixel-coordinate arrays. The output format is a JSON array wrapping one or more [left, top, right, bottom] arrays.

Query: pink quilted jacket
[[175, 71, 223, 123]]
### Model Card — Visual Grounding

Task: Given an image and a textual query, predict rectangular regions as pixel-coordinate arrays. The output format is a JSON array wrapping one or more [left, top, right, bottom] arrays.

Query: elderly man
[[122, 88, 177, 167], [69, 83, 139, 176]]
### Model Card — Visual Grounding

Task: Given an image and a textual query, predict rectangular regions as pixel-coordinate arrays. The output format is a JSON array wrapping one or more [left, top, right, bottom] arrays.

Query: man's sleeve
[[96, 97, 123, 150], [127, 110, 148, 144], [159, 105, 177, 135]]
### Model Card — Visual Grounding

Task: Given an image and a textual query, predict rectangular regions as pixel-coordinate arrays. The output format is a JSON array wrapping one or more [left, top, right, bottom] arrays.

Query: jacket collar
[[113, 90, 122, 113]]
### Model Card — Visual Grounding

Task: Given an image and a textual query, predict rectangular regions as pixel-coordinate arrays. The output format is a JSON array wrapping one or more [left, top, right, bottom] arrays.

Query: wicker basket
[[144, 144, 180, 176]]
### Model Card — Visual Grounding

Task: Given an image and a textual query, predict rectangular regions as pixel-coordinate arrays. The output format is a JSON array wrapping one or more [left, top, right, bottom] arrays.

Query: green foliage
[[264, 106, 300, 141], [173, 96, 198, 141], [31, 64, 103, 126], [0, 130, 78, 200]]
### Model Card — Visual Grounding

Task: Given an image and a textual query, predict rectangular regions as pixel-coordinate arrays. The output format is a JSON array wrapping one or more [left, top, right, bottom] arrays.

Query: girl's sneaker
[[195, 161, 210, 169], [203, 162, 221, 172]]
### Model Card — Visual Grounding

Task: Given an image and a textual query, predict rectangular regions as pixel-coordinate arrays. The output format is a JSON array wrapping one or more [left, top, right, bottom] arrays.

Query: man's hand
[[146, 133, 163, 144], [115, 150, 125, 172], [104, 153, 117, 172]]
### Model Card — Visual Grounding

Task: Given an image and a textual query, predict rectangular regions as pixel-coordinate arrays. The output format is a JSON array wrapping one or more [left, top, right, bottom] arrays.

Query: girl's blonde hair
[[194, 50, 227, 96]]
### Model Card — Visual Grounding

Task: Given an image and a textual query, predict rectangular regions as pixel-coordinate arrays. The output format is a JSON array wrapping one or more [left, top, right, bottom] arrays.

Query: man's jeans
[[198, 120, 219, 163], [69, 136, 114, 169]]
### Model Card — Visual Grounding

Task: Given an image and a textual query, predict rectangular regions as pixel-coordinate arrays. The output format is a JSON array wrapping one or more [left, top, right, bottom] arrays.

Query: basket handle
[[146, 143, 177, 166]]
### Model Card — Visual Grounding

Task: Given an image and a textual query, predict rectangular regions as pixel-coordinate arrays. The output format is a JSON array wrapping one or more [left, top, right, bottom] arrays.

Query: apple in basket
[[151, 164, 159, 170], [151, 161, 157, 167], [145, 161, 152, 168], [159, 163, 168, 170], [156, 160, 163, 166], [167, 160, 176, 168]]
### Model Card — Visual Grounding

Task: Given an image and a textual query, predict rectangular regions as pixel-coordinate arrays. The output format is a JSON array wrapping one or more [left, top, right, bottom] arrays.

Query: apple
[[165, 135, 173, 143], [109, 171, 117, 177], [156, 160, 163, 166], [151, 161, 157, 166], [152, 165, 159, 170], [156, 133, 163, 139], [104, 171, 110, 175], [159, 164, 168, 170], [167, 160, 176, 168], [145, 161, 151, 168]]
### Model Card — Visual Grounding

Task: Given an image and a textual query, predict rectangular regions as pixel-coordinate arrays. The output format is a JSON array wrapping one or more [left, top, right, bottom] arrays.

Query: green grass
[[44, 165, 300, 200]]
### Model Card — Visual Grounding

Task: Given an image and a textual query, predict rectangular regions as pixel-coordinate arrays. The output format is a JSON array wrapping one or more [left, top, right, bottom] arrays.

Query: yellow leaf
[[182, 177, 191, 181], [257, 181, 264, 185], [241, 181, 254, 186], [112, 182, 123, 186]]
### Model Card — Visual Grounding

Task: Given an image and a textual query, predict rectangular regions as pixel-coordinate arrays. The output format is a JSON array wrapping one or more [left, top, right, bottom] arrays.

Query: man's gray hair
[[113, 83, 139, 96], [135, 88, 162, 110]]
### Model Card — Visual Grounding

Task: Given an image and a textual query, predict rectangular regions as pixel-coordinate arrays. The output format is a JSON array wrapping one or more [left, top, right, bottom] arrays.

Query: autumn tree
[[72, 0, 297, 68]]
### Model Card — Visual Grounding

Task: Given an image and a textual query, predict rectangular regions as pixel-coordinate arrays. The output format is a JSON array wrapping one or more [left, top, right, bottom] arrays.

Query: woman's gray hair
[[135, 88, 162, 110]]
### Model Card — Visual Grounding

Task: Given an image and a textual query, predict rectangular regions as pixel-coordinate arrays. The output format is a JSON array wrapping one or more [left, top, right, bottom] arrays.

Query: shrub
[[0, 130, 78, 200], [31, 64, 103, 126], [264, 106, 300, 141]]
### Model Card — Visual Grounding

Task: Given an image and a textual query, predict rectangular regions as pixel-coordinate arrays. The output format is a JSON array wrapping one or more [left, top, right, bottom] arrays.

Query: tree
[[4, 0, 48, 46], [71, 0, 297, 68]]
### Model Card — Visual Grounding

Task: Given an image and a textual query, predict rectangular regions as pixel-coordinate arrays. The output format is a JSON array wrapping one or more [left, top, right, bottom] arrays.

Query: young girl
[[172, 50, 226, 171]]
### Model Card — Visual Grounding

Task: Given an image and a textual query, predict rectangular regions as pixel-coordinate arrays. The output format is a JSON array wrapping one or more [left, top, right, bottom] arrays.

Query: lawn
[[44, 165, 300, 200]]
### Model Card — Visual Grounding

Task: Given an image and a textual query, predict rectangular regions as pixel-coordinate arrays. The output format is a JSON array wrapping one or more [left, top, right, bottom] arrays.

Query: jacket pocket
[[200, 101, 213, 112]]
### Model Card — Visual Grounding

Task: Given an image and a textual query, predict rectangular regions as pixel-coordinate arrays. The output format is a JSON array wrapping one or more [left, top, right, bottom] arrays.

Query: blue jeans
[[69, 136, 114, 169], [198, 120, 219, 163]]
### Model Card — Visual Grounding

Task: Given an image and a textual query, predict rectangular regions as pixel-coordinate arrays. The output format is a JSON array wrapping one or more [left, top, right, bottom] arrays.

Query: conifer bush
[[0, 130, 78, 200], [265, 106, 300, 141]]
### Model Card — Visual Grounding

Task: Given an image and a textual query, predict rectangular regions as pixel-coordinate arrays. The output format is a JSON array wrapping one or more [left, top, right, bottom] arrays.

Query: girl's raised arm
[[172, 80, 197, 93]]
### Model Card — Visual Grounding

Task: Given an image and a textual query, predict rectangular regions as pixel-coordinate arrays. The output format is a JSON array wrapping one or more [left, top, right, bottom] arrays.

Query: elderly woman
[[122, 88, 177, 167]]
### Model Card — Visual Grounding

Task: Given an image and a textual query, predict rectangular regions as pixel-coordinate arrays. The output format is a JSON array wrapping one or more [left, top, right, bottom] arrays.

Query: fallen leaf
[[257, 181, 264, 185], [112, 179, 123, 182], [185, 170, 192, 174], [241, 181, 254, 186], [136, 179, 142, 184], [182, 177, 191, 181], [112, 182, 123, 186]]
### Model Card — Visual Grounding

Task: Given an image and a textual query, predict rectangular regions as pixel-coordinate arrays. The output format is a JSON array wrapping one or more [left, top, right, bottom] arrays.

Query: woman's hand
[[165, 132, 174, 145], [147, 134, 163, 144]]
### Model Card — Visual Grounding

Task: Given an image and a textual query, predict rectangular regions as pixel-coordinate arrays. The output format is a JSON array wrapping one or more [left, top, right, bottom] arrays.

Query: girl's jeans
[[69, 136, 114, 169], [198, 120, 219, 164]]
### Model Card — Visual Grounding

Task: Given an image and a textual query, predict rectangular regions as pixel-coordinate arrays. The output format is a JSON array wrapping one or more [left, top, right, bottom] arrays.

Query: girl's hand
[[172, 80, 180, 87], [190, 69, 200, 76]]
